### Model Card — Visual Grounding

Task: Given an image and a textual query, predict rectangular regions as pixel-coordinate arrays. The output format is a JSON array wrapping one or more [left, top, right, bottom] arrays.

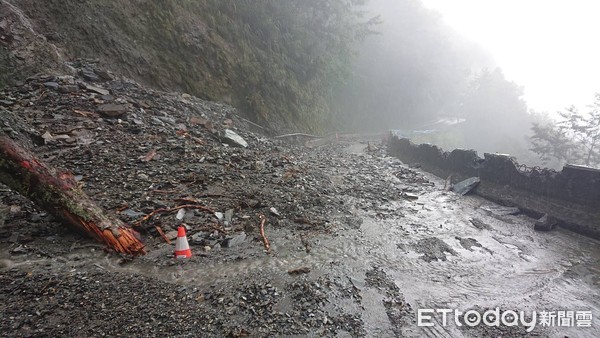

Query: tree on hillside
[[530, 93, 600, 168], [454, 68, 533, 156], [333, 0, 493, 132], [202, 0, 378, 131]]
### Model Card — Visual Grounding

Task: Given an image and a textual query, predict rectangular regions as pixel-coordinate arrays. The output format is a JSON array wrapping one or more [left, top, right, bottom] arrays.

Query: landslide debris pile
[[0, 62, 436, 337], [0, 61, 400, 337], [0, 60, 350, 255]]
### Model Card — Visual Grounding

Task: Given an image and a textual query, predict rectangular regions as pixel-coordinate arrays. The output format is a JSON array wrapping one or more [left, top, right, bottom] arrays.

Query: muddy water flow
[[2, 140, 598, 337]]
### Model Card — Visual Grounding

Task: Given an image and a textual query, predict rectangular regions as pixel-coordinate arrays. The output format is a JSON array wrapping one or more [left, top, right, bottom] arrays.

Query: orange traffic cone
[[174, 226, 192, 258]]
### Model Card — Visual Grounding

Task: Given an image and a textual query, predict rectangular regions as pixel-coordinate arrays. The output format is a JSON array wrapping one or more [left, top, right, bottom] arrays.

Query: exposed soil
[[1, 65, 599, 337]]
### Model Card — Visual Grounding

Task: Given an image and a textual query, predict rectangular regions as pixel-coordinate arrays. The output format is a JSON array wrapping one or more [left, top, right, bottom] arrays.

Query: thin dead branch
[[134, 204, 215, 226], [258, 214, 270, 252]]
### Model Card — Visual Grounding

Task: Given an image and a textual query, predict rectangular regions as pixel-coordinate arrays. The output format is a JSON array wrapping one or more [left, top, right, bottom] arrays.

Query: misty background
[[1, 0, 597, 169], [333, 0, 599, 169]]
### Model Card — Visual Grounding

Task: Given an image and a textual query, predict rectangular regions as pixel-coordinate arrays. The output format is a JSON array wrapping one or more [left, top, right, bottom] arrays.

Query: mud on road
[[1, 68, 599, 337]]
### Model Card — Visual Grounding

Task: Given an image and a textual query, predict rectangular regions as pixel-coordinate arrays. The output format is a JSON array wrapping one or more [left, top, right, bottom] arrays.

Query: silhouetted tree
[[530, 93, 600, 167], [334, 0, 492, 131], [455, 68, 533, 156]]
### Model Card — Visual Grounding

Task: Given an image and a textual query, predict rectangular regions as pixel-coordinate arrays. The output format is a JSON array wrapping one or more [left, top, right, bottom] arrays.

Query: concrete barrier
[[388, 137, 600, 240]]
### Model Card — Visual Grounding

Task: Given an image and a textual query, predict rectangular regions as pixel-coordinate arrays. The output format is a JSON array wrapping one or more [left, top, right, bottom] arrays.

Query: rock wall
[[388, 137, 600, 240]]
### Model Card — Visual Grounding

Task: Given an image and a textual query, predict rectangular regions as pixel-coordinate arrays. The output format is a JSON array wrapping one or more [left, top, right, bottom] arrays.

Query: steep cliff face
[[0, 0, 66, 87], [0, 0, 367, 132]]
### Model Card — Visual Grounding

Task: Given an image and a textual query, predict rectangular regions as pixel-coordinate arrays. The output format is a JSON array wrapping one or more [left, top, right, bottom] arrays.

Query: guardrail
[[388, 136, 600, 239]]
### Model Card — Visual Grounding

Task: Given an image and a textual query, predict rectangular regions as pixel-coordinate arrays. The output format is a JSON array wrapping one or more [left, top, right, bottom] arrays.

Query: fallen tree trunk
[[0, 135, 145, 256]]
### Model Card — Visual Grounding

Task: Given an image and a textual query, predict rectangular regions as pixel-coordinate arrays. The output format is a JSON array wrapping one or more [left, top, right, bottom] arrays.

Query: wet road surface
[[1, 139, 599, 337]]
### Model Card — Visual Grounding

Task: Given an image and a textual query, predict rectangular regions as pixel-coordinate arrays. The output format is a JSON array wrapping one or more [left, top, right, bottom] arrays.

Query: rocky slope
[[0, 61, 393, 337], [0, 0, 368, 132], [1, 64, 599, 337]]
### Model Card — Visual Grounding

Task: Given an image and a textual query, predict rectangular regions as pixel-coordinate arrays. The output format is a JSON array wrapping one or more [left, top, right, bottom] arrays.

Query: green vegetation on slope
[[5, 0, 375, 132]]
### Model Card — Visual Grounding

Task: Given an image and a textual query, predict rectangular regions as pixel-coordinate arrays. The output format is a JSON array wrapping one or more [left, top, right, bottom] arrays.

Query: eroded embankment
[[388, 137, 600, 240]]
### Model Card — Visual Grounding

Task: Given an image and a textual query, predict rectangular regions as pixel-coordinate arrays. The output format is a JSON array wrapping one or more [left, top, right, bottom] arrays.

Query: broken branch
[[258, 213, 270, 252], [155, 225, 172, 244], [0, 135, 145, 256]]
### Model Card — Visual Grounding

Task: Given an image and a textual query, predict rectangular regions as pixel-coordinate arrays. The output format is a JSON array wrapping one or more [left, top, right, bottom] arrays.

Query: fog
[[421, 0, 600, 115], [336, 0, 600, 167]]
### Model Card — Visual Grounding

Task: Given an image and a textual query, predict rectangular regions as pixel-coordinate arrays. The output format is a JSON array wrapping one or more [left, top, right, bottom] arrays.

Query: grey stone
[[269, 207, 281, 217], [122, 209, 145, 218], [0, 99, 14, 106], [253, 161, 265, 171], [98, 103, 128, 118], [403, 192, 419, 200], [534, 214, 558, 231], [221, 232, 246, 248], [10, 245, 28, 255], [469, 218, 491, 230], [8, 232, 19, 243], [59, 85, 78, 93], [85, 84, 110, 96], [57, 75, 75, 84], [95, 69, 113, 81], [452, 177, 480, 195], [81, 69, 100, 81], [43, 81, 59, 89], [222, 129, 248, 148], [156, 116, 176, 126], [224, 209, 234, 224], [165, 230, 179, 240], [480, 205, 520, 216], [176, 208, 186, 220]]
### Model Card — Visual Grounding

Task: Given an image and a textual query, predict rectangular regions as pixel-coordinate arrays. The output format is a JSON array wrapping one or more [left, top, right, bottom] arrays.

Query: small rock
[[41, 131, 53, 143], [85, 84, 110, 96], [253, 161, 265, 171], [57, 75, 75, 84], [8, 232, 19, 243], [222, 129, 248, 148], [10, 245, 28, 255], [223, 118, 233, 127], [98, 103, 128, 118], [452, 177, 480, 195], [94, 69, 113, 81], [241, 199, 261, 209], [176, 208, 186, 221], [221, 232, 246, 248], [403, 192, 419, 200], [269, 207, 281, 217], [166, 230, 179, 240], [43, 81, 59, 89], [224, 209, 234, 225], [0, 99, 14, 106], [534, 214, 558, 231], [287, 267, 311, 275], [121, 209, 145, 218], [81, 68, 100, 81], [59, 85, 78, 93], [469, 218, 491, 230], [480, 205, 520, 216]]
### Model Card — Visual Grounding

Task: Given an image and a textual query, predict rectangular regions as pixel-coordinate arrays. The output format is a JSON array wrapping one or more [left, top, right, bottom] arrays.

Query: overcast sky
[[421, 0, 600, 114]]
